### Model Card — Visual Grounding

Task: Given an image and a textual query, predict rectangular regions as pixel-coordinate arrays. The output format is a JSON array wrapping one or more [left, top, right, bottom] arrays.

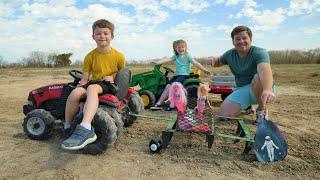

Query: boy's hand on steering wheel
[[102, 76, 114, 83]]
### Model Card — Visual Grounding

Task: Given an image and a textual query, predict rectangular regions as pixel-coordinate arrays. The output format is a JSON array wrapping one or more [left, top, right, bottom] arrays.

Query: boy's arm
[[80, 72, 89, 85], [150, 57, 172, 64], [191, 59, 211, 75]]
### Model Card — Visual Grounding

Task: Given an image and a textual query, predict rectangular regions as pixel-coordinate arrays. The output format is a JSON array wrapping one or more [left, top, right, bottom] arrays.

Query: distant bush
[[269, 48, 320, 64]]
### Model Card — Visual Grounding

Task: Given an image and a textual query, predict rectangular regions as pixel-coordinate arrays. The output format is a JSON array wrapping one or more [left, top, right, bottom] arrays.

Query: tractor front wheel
[[23, 109, 55, 140], [139, 90, 155, 109]]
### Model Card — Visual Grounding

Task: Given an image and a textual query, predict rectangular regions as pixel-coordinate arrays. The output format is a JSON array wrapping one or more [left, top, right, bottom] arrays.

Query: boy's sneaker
[[150, 104, 162, 110], [164, 106, 175, 111], [61, 125, 97, 150], [61, 127, 73, 138]]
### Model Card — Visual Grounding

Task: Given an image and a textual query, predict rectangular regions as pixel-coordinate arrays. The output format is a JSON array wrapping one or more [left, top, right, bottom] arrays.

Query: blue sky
[[0, 0, 319, 63]]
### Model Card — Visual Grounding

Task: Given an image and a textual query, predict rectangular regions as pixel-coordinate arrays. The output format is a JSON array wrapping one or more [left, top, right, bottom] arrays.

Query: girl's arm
[[150, 57, 172, 64], [191, 59, 211, 75]]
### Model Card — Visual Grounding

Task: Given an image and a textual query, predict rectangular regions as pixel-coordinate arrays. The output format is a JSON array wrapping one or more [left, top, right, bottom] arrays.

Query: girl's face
[[92, 27, 114, 48], [175, 43, 186, 55], [232, 31, 252, 55]]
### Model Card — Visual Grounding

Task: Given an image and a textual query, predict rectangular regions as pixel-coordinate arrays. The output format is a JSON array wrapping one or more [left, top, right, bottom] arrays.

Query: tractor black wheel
[[80, 108, 118, 155], [128, 91, 144, 114], [185, 84, 199, 109], [121, 106, 136, 127], [149, 139, 162, 153], [23, 109, 55, 140], [103, 107, 124, 136], [139, 90, 155, 109]]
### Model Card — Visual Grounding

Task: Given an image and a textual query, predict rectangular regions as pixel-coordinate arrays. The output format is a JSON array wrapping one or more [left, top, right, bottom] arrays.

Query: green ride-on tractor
[[130, 64, 201, 109]]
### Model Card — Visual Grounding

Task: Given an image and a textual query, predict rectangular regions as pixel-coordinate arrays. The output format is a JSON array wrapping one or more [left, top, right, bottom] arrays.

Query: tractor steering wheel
[[162, 66, 174, 77], [69, 70, 82, 84]]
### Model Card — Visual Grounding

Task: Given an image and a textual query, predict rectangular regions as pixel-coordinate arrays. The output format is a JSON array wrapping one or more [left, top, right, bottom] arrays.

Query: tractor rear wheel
[[139, 90, 155, 109]]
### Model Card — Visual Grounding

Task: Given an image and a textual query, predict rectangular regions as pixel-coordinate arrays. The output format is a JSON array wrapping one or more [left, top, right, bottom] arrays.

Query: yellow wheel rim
[[140, 94, 150, 107]]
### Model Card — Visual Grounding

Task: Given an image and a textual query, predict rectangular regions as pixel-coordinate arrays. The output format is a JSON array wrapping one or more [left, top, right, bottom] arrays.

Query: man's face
[[92, 27, 114, 47], [232, 31, 252, 54]]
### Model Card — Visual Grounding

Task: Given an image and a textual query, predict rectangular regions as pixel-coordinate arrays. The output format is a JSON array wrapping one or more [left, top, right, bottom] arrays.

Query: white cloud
[[101, 0, 169, 26], [287, 0, 320, 16], [231, 1, 285, 31], [300, 25, 320, 35], [165, 20, 211, 38], [161, 0, 210, 13], [215, 0, 242, 6]]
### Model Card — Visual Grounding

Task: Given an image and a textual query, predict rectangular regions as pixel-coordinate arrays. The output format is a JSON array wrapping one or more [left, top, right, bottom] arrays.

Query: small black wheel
[[139, 90, 156, 109], [23, 109, 55, 140], [149, 139, 162, 153]]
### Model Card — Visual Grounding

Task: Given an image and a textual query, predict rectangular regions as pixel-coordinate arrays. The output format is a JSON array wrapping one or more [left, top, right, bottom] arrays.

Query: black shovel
[[253, 112, 287, 163]]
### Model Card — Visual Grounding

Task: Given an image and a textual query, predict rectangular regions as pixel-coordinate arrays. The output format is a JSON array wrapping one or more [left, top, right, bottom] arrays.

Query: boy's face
[[232, 31, 252, 54], [92, 27, 114, 47]]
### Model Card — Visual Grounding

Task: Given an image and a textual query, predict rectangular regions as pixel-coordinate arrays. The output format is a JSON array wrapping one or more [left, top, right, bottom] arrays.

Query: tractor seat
[[80, 94, 120, 108]]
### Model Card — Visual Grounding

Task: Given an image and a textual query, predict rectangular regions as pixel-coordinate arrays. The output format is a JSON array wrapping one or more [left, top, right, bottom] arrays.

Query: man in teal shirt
[[208, 25, 276, 119]]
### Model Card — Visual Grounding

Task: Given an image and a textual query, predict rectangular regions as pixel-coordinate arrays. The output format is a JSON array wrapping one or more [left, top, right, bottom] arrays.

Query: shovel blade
[[253, 119, 287, 163]]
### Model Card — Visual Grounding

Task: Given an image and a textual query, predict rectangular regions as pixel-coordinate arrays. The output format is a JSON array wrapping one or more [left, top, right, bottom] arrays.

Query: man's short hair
[[231, 25, 252, 40], [92, 19, 114, 36]]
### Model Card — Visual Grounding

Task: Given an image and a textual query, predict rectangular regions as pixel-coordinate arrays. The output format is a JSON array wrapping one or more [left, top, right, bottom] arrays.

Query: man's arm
[[207, 57, 224, 67], [257, 63, 276, 106]]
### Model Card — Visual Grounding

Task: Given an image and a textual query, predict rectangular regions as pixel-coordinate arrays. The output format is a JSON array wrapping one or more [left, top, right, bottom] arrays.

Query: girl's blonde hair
[[173, 39, 188, 56]]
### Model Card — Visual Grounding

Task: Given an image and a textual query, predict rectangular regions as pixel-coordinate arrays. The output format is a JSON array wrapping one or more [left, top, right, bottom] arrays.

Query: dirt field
[[0, 64, 319, 180]]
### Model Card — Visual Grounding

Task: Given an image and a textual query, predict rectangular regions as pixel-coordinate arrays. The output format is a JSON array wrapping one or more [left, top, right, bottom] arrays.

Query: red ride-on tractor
[[22, 68, 143, 154], [209, 73, 236, 101]]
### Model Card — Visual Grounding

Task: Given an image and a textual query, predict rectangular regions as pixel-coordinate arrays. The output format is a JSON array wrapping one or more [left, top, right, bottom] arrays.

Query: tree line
[[0, 48, 320, 68]]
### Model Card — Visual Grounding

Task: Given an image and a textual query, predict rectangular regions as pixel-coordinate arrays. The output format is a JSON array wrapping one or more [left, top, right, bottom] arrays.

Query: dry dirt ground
[[0, 64, 319, 180]]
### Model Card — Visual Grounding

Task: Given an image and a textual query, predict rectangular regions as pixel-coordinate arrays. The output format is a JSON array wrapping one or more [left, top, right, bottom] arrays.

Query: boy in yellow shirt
[[62, 19, 125, 150]]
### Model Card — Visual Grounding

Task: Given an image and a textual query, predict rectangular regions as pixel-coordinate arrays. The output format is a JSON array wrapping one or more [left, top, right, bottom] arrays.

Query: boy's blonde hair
[[173, 39, 188, 56], [92, 19, 115, 36]]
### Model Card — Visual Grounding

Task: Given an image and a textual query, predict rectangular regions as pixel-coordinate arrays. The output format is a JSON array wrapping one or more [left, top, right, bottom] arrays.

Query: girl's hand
[[203, 69, 211, 75]]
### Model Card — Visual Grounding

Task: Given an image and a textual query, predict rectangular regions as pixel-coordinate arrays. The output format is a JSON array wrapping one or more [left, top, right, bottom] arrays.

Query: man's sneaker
[[164, 106, 175, 111], [61, 125, 97, 150], [253, 109, 267, 125], [150, 104, 162, 110], [245, 106, 254, 115]]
